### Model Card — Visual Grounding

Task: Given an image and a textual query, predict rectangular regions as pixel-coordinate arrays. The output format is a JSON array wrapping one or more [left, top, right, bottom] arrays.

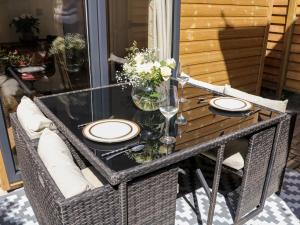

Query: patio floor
[[286, 92, 300, 172], [0, 169, 299, 225]]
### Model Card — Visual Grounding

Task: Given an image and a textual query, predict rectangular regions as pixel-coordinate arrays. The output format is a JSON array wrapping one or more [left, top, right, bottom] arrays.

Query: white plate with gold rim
[[209, 97, 252, 112], [82, 119, 140, 143], [17, 66, 45, 73]]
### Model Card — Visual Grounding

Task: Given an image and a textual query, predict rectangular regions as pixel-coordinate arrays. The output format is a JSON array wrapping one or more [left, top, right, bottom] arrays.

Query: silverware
[[78, 122, 92, 128], [219, 130, 225, 136], [105, 144, 145, 160], [197, 96, 214, 104], [101, 142, 144, 157], [245, 108, 261, 117]]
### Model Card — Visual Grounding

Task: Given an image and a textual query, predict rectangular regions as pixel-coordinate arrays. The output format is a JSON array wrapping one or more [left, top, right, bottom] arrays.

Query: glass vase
[[131, 85, 166, 111]]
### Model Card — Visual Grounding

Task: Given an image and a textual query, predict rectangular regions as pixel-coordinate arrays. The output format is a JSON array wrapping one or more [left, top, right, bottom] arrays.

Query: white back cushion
[[81, 167, 103, 188], [224, 85, 288, 112], [38, 129, 94, 198], [188, 78, 225, 94], [17, 96, 56, 139]]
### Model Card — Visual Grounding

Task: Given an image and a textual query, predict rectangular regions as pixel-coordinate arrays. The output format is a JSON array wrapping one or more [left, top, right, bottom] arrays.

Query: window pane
[[0, 0, 91, 178], [0, 0, 90, 94], [107, 0, 174, 84]]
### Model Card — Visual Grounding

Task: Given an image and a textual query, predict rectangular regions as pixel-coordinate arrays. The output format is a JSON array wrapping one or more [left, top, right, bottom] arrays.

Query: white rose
[[14, 17, 19, 21], [161, 66, 172, 81], [137, 63, 154, 74], [20, 14, 26, 19], [154, 61, 161, 68], [166, 58, 176, 69], [134, 54, 144, 65]]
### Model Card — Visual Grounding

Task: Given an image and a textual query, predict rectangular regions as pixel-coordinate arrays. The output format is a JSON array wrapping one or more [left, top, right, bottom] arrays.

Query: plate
[[209, 97, 252, 112], [82, 119, 140, 143], [17, 66, 45, 73]]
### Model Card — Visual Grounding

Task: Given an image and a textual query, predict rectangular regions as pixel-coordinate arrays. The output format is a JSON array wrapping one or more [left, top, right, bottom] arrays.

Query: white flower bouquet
[[117, 42, 176, 111], [117, 42, 176, 87], [49, 33, 86, 55]]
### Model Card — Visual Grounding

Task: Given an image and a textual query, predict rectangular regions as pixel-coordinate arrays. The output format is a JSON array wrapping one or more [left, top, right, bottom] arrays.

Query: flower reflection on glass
[[176, 72, 190, 125], [159, 85, 179, 145]]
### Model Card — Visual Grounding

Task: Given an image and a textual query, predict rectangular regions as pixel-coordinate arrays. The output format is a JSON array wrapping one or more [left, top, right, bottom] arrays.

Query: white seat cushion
[[17, 96, 57, 139], [202, 139, 248, 170], [188, 77, 225, 94], [81, 167, 103, 188], [224, 85, 288, 112], [0, 75, 8, 86], [38, 129, 94, 198]]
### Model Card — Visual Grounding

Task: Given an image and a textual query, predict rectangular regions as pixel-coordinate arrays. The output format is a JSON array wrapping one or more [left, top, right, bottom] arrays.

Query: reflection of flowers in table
[[10, 14, 40, 42], [116, 41, 176, 111], [128, 141, 174, 164], [49, 33, 86, 72], [133, 110, 165, 141], [129, 110, 173, 163]]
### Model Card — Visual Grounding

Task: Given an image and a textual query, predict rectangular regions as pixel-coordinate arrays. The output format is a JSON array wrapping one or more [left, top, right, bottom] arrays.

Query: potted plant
[[49, 33, 86, 72], [10, 14, 40, 42], [117, 42, 176, 111], [8, 50, 32, 67]]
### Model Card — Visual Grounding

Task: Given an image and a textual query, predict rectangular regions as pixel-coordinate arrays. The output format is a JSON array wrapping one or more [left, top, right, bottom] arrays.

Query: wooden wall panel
[[180, 0, 273, 94], [284, 1, 300, 93], [262, 0, 289, 90]]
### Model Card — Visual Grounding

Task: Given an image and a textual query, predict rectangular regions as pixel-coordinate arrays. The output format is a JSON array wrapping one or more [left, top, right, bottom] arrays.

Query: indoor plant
[[49, 33, 86, 72], [10, 14, 39, 42], [117, 42, 176, 111], [8, 50, 32, 67]]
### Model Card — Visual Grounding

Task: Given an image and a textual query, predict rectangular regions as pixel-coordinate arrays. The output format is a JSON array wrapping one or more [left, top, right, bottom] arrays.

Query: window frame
[[88, 0, 181, 87]]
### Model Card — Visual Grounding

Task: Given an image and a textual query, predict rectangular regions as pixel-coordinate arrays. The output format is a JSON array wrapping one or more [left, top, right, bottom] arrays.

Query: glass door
[[0, 0, 92, 189]]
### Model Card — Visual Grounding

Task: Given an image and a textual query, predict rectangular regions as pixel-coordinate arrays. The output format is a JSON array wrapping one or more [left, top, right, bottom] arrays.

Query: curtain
[[148, 0, 173, 60]]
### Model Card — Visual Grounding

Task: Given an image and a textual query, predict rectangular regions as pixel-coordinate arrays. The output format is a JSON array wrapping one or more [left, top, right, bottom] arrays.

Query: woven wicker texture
[[127, 167, 178, 225], [227, 126, 276, 218], [10, 112, 179, 225], [11, 113, 121, 225], [191, 116, 291, 224]]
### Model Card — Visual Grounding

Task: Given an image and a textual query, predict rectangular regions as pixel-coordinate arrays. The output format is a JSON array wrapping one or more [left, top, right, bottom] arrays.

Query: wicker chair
[[188, 115, 292, 225], [10, 112, 178, 225], [10, 113, 121, 225]]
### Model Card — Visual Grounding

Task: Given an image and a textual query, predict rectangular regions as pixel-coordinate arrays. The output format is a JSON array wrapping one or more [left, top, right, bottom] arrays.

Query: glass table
[[34, 83, 288, 225]]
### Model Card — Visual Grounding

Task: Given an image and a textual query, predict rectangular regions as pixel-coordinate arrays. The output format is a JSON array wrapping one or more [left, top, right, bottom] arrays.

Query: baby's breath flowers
[[117, 42, 176, 111], [116, 41, 176, 88], [49, 33, 86, 55]]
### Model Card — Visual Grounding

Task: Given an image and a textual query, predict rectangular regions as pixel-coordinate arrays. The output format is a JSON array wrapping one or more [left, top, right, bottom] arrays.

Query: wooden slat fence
[[263, 0, 289, 90], [180, 0, 273, 95], [284, 0, 300, 94], [261, 0, 300, 96]]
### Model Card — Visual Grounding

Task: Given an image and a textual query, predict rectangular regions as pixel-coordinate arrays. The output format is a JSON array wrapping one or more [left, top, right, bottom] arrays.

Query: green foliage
[[117, 41, 176, 89], [10, 14, 39, 34], [8, 50, 31, 67]]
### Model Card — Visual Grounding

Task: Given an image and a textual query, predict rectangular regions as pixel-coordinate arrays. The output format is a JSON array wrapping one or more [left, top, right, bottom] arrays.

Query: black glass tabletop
[[38, 83, 280, 173]]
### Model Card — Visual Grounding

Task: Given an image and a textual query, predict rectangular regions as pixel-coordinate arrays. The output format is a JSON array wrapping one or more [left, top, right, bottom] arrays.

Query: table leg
[[120, 182, 128, 225]]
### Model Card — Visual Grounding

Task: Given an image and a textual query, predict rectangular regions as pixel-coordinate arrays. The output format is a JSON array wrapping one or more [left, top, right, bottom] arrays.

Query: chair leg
[[196, 168, 211, 200], [207, 145, 225, 225]]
